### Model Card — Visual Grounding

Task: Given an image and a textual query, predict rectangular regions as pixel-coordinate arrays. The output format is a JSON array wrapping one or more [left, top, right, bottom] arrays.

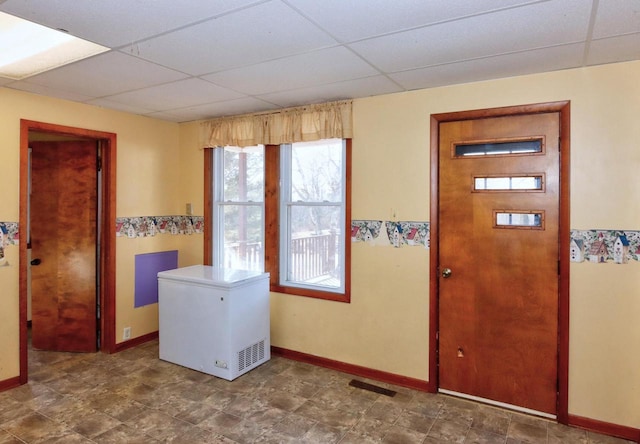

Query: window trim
[[265, 140, 351, 302], [276, 140, 348, 296], [204, 140, 351, 302]]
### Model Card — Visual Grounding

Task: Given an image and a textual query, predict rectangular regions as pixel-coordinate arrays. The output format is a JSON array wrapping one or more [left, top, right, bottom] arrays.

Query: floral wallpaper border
[[351, 220, 640, 264], [0, 222, 20, 246], [570, 229, 640, 264], [2, 220, 639, 264], [116, 216, 204, 238], [351, 220, 430, 248]]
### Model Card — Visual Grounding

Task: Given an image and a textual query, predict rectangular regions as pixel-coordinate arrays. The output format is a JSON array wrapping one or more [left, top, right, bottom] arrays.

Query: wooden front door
[[437, 112, 561, 415], [30, 140, 98, 352]]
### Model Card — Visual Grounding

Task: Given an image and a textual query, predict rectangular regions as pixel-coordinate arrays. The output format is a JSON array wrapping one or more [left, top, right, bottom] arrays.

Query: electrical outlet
[[123, 327, 131, 340]]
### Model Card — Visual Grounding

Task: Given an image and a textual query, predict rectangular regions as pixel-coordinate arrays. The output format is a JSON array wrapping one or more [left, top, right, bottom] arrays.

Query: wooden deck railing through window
[[224, 231, 338, 282]]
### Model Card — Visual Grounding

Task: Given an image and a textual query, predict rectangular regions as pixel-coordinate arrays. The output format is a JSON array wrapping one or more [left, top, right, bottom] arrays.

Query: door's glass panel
[[474, 175, 543, 191], [455, 139, 542, 157], [494, 211, 544, 229]]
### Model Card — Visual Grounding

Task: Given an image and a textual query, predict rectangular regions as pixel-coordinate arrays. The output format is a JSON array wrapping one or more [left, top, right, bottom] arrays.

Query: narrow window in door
[[474, 175, 544, 192], [454, 138, 543, 157], [494, 210, 544, 229]]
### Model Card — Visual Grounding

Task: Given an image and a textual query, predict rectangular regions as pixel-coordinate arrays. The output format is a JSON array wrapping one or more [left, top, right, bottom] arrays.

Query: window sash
[[212, 147, 264, 271], [278, 141, 346, 293]]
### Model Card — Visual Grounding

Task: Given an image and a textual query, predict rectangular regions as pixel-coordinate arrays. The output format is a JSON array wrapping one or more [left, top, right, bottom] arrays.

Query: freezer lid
[[157, 265, 269, 287]]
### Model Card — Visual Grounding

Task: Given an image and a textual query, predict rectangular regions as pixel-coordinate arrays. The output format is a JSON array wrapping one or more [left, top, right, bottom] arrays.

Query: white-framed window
[[211, 145, 264, 272], [278, 139, 346, 294]]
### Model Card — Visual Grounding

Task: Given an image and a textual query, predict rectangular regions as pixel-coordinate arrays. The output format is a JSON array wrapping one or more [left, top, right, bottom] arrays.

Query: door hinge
[[97, 156, 102, 172], [558, 260, 561, 275]]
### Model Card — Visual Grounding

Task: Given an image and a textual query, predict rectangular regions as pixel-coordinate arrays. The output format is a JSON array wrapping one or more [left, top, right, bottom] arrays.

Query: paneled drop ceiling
[[1, 0, 639, 122]]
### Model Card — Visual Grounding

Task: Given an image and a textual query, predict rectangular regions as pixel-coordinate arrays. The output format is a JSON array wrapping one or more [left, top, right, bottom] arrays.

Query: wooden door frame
[[19, 120, 118, 384], [428, 101, 570, 423]]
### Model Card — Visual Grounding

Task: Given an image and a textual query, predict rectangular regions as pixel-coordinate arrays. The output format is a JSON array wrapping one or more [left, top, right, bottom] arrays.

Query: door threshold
[[438, 388, 557, 420]]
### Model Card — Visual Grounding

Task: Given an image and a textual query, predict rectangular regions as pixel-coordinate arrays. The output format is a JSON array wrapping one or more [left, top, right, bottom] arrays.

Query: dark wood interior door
[[438, 113, 560, 415], [30, 140, 98, 352]]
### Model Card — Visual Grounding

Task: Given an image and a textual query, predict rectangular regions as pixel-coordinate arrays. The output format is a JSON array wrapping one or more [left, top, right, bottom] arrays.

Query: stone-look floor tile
[[587, 431, 637, 444], [547, 422, 588, 443], [4, 339, 632, 444], [2, 411, 71, 443], [311, 384, 352, 408], [350, 417, 394, 440], [65, 409, 123, 439], [339, 431, 384, 444], [125, 409, 196, 442], [364, 399, 406, 424], [86, 391, 148, 422], [470, 407, 511, 436], [382, 424, 428, 443], [223, 395, 269, 418], [507, 419, 548, 443], [0, 430, 23, 444], [262, 389, 311, 412], [294, 400, 360, 432], [464, 427, 508, 444], [272, 412, 317, 438], [261, 374, 321, 399], [93, 423, 159, 443], [33, 429, 95, 443], [438, 397, 481, 427], [35, 396, 92, 424], [198, 411, 244, 434], [0, 397, 35, 423], [338, 392, 380, 415], [252, 430, 304, 443], [222, 419, 273, 443], [174, 400, 223, 425], [302, 422, 345, 443], [395, 409, 436, 434], [427, 418, 471, 443]]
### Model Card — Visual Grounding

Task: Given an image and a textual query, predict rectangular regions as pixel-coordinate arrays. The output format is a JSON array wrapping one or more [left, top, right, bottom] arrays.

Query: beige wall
[[0, 88, 203, 381], [252, 62, 640, 427], [1, 60, 638, 429]]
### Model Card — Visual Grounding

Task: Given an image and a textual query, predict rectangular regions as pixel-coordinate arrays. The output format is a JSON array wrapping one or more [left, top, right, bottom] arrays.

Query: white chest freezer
[[158, 265, 270, 380]]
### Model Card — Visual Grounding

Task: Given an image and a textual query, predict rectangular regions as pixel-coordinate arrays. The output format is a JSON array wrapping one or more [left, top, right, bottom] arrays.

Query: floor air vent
[[349, 379, 397, 397], [238, 339, 265, 372]]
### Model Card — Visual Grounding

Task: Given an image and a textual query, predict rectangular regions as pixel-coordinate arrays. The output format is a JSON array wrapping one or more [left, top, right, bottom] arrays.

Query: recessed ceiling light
[[0, 11, 109, 80]]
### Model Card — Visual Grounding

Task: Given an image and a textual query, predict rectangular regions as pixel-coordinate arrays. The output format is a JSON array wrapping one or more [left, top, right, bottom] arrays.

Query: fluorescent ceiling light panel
[[0, 11, 109, 80]]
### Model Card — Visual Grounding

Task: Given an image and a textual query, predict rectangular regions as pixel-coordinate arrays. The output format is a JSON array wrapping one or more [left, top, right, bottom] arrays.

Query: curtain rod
[[201, 99, 352, 124]]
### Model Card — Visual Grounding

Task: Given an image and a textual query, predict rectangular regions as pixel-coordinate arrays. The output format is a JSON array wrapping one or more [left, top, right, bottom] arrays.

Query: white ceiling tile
[[22, 52, 189, 98], [127, 1, 337, 76], [103, 78, 246, 111], [151, 97, 280, 122], [0, 0, 266, 47], [202, 47, 379, 95], [389, 44, 585, 90], [257, 75, 403, 107], [291, 0, 545, 42], [349, 0, 591, 72], [587, 33, 640, 65], [7, 81, 94, 102], [1, 0, 639, 122], [592, 0, 640, 39], [84, 98, 156, 115]]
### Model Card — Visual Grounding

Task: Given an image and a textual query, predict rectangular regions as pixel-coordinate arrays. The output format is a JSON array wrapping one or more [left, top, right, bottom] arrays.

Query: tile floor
[[0, 339, 634, 443]]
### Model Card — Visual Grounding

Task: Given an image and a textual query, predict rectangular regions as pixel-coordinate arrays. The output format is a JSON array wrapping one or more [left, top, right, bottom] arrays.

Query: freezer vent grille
[[238, 339, 265, 372]]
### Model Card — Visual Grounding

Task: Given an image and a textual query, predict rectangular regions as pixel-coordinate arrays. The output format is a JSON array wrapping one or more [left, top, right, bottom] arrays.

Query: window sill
[[269, 284, 350, 303]]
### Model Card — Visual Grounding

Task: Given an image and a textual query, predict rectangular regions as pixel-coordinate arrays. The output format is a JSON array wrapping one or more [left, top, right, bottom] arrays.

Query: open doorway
[[19, 120, 117, 384]]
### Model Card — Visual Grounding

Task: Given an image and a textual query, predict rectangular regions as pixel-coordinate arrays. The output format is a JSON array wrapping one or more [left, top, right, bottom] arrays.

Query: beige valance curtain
[[201, 100, 352, 148]]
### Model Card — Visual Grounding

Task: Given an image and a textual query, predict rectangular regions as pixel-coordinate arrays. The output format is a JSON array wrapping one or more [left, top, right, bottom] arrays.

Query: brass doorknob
[[441, 267, 452, 278]]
